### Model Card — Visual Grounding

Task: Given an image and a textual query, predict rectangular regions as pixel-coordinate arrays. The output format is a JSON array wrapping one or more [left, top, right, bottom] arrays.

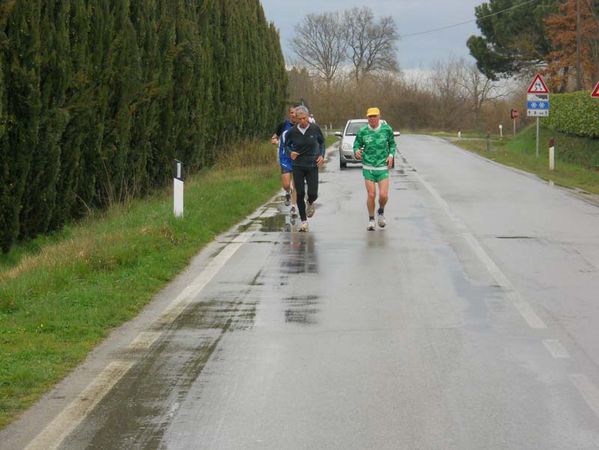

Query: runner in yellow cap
[[353, 107, 397, 231]]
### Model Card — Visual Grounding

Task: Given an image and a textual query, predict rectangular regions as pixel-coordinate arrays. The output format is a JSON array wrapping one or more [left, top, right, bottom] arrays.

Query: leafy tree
[[545, 0, 599, 91], [467, 0, 560, 80]]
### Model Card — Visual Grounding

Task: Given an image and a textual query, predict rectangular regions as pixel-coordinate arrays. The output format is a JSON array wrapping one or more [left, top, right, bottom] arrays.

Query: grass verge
[[0, 140, 281, 429], [431, 126, 599, 196]]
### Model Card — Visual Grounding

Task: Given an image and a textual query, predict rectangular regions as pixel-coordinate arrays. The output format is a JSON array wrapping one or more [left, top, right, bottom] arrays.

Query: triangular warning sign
[[592, 81, 599, 98], [527, 74, 549, 94]]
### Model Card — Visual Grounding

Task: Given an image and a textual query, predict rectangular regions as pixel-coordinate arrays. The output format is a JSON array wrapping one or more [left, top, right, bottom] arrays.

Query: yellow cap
[[366, 107, 380, 117]]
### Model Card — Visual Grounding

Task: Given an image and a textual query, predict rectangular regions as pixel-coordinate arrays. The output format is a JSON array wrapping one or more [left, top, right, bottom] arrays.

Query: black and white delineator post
[[173, 159, 184, 217], [549, 138, 555, 171]]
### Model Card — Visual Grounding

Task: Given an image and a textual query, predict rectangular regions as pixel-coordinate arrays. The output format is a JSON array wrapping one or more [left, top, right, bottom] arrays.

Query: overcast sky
[[260, 0, 484, 71]]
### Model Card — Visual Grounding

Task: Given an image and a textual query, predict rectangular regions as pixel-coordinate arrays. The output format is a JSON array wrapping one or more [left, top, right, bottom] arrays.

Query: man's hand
[[387, 155, 394, 169], [290, 151, 299, 160], [316, 155, 325, 167], [355, 149, 362, 160]]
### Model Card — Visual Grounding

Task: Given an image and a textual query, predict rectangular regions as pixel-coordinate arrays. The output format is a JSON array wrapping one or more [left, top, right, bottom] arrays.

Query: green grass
[[432, 126, 599, 196], [0, 140, 281, 429]]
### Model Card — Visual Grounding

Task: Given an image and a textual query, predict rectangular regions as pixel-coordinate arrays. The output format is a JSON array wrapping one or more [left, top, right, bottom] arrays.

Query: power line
[[399, 0, 540, 38]]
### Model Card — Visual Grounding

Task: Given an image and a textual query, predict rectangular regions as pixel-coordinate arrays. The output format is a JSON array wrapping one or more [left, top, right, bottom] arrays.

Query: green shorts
[[362, 168, 389, 182]]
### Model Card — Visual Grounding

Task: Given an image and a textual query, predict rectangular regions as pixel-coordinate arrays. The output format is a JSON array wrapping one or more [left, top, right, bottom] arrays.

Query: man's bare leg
[[365, 179, 377, 216], [378, 178, 389, 211], [281, 172, 292, 205], [377, 178, 389, 227]]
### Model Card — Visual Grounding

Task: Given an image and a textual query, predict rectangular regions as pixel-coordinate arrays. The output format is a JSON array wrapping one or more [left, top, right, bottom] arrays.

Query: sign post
[[526, 74, 550, 158], [173, 160, 184, 218], [510, 109, 519, 136]]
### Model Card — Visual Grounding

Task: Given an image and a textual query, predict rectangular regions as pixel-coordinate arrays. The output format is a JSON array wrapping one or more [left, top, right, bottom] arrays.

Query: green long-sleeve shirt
[[353, 123, 396, 169]]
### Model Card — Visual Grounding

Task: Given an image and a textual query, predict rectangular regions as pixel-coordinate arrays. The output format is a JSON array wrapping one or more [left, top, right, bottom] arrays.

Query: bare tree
[[290, 12, 347, 88], [344, 7, 399, 84], [428, 60, 465, 130], [455, 60, 505, 125]]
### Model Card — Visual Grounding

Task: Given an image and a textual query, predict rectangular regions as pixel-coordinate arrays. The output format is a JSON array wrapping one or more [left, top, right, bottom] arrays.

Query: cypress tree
[[0, 5, 8, 251], [53, 0, 94, 227], [146, 0, 176, 187], [0, 0, 288, 252], [127, 0, 158, 197], [19, 0, 71, 239], [97, 0, 141, 204], [0, 1, 41, 252]]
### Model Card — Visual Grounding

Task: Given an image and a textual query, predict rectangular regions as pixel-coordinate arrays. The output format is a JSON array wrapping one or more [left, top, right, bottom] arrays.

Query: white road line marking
[[543, 339, 570, 358], [26, 227, 259, 449], [413, 171, 547, 329], [128, 331, 162, 351], [152, 229, 256, 328], [25, 360, 135, 450], [261, 207, 279, 218], [570, 374, 599, 420]]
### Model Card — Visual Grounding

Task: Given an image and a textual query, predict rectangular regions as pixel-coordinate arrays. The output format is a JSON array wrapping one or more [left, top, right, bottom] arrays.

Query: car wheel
[[340, 159, 347, 170]]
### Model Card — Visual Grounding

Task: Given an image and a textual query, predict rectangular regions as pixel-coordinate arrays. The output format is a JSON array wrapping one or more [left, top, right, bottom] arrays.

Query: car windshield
[[345, 122, 366, 136], [345, 120, 386, 136]]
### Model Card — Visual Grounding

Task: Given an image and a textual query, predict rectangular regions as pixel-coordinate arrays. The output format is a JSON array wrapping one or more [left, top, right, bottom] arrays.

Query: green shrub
[[543, 91, 599, 138]]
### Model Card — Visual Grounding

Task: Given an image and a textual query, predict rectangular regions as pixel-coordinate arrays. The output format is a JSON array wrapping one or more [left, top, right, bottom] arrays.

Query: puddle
[[260, 213, 287, 232]]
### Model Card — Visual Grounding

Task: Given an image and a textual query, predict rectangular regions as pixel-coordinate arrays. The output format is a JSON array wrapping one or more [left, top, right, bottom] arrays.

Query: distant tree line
[[287, 59, 510, 134], [0, 0, 287, 253]]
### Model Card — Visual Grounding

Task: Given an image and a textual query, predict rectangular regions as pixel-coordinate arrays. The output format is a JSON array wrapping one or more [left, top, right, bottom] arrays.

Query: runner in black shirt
[[284, 105, 325, 232]]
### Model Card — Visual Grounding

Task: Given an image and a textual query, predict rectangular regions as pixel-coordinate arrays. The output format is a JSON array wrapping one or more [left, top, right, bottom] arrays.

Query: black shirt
[[283, 123, 325, 168]]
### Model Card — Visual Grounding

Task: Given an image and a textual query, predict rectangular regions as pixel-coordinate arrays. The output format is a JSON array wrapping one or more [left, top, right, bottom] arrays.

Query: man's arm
[[388, 126, 397, 156], [353, 129, 364, 160], [315, 126, 325, 167], [316, 125, 325, 157], [284, 128, 300, 160], [283, 128, 293, 156], [271, 121, 285, 145]]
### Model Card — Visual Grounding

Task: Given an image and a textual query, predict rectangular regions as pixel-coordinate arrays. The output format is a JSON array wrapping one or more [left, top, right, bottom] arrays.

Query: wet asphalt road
[[4, 135, 599, 449]]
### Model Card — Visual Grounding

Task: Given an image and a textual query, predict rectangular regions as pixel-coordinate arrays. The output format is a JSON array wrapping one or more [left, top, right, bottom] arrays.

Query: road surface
[[3, 135, 599, 449]]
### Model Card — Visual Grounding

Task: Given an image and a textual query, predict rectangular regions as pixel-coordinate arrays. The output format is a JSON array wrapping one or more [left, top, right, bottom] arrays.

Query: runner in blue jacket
[[272, 105, 298, 217]]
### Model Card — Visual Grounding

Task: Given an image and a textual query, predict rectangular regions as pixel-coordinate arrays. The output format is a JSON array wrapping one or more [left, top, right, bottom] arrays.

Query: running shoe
[[290, 205, 298, 218], [367, 220, 376, 231], [377, 213, 386, 228], [284, 191, 291, 206], [299, 221, 309, 232], [306, 202, 315, 218]]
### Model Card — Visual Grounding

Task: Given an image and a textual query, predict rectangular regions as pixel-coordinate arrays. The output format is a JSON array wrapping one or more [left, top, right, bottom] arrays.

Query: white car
[[334, 119, 400, 169]]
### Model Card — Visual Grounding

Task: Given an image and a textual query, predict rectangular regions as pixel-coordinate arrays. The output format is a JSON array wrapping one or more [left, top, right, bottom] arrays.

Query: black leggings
[[292, 165, 319, 221]]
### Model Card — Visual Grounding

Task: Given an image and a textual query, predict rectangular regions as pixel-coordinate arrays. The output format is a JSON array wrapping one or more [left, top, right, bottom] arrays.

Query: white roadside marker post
[[174, 159, 184, 218], [549, 138, 555, 171]]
